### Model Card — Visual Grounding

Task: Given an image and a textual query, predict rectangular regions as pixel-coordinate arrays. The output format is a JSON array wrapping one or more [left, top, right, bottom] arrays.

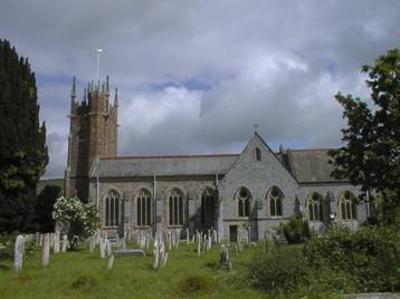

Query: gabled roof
[[286, 148, 346, 183], [91, 154, 238, 178], [90, 135, 345, 184]]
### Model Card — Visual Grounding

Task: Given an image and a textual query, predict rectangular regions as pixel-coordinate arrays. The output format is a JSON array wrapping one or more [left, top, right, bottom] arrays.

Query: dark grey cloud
[[0, 0, 399, 178]]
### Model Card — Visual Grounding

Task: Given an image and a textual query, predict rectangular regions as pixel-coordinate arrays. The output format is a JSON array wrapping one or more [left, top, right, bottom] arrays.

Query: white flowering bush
[[53, 196, 96, 249]]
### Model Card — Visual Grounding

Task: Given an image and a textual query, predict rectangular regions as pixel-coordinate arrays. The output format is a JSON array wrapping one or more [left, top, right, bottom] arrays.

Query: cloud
[[0, 0, 399, 177]]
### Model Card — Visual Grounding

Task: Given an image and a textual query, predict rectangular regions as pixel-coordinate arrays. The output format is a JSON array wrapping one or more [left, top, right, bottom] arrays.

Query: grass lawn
[[0, 242, 269, 299]]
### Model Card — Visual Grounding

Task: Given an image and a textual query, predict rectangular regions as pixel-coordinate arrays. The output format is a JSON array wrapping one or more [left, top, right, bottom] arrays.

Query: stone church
[[65, 77, 370, 242]]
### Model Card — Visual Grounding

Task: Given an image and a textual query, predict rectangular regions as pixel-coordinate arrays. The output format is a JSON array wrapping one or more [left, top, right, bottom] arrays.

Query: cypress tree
[[0, 39, 48, 232]]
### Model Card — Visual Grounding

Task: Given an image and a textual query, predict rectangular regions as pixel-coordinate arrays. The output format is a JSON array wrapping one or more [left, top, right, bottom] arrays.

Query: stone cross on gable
[[253, 123, 259, 132]]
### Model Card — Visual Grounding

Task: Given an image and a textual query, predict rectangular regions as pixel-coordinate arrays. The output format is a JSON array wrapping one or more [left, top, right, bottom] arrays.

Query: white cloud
[[1, 0, 399, 177]]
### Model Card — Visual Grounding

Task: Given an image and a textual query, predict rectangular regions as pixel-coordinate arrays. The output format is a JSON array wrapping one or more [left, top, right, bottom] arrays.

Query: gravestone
[[186, 228, 190, 245], [41, 233, 50, 267], [113, 249, 146, 257], [220, 244, 232, 270], [197, 232, 201, 256], [100, 237, 106, 258], [107, 255, 114, 270], [53, 231, 60, 253], [152, 239, 160, 269], [13, 235, 25, 273], [61, 235, 68, 253], [89, 236, 96, 253], [105, 239, 112, 257]]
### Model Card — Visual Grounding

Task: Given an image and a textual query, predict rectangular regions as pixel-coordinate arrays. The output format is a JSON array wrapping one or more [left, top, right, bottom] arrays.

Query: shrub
[[53, 196, 96, 250], [305, 226, 400, 292], [277, 216, 310, 244], [247, 245, 309, 294]]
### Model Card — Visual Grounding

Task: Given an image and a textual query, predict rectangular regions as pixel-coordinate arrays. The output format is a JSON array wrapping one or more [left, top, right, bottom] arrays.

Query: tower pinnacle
[[114, 87, 119, 107]]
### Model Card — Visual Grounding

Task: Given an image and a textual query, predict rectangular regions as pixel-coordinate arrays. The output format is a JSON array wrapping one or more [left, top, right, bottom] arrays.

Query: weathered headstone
[[202, 234, 207, 252], [13, 235, 25, 273], [237, 237, 242, 253], [41, 233, 50, 267], [152, 239, 160, 270], [105, 239, 112, 257], [89, 236, 96, 253], [162, 252, 168, 268], [197, 233, 201, 256], [186, 228, 190, 245], [61, 235, 68, 253], [107, 254, 114, 270], [168, 231, 172, 251], [220, 244, 232, 270], [99, 237, 106, 258], [121, 237, 127, 250], [53, 231, 60, 253]]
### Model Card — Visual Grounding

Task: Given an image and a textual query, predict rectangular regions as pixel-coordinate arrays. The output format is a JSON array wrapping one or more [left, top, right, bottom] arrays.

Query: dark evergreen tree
[[35, 185, 61, 232], [0, 39, 48, 232], [330, 48, 400, 224]]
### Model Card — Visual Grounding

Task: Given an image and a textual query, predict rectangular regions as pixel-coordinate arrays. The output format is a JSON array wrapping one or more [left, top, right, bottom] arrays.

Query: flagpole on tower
[[96, 48, 103, 83]]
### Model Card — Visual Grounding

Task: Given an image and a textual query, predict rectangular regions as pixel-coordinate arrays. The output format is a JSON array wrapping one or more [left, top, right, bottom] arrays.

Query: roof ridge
[[288, 147, 338, 152], [99, 154, 240, 160]]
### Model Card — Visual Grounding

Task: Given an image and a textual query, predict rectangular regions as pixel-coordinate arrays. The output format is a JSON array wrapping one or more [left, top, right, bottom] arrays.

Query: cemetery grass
[[0, 243, 270, 299]]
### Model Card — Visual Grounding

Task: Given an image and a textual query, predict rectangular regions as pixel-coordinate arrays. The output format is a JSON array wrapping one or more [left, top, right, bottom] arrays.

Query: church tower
[[65, 76, 119, 201]]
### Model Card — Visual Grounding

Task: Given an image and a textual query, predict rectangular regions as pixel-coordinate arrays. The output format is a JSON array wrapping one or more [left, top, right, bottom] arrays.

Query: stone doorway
[[229, 225, 238, 242]]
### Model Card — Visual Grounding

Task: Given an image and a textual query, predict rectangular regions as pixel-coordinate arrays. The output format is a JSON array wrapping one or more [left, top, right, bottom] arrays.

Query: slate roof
[[91, 148, 344, 184], [286, 149, 345, 183], [91, 154, 239, 178]]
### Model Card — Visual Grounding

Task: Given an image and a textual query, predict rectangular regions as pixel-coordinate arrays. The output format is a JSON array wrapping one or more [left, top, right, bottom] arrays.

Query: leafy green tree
[[0, 39, 48, 232], [330, 48, 400, 223], [35, 185, 61, 233]]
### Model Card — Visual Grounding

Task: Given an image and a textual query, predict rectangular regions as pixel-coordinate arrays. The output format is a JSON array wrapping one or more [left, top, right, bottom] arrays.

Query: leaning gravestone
[[41, 233, 50, 267], [162, 252, 168, 268], [107, 255, 114, 270], [13, 235, 25, 273]]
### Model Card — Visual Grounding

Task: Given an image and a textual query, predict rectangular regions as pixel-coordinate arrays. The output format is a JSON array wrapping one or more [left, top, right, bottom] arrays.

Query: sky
[[0, 0, 399, 178]]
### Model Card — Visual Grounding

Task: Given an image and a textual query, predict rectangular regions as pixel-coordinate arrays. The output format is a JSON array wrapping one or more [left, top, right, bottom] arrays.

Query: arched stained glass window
[[104, 190, 120, 227], [308, 193, 323, 221], [340, 191, 357, 220], [137, 189, 152, 226], [168, 188, 184, 226], [237, 188, 250, 217], [268, 186, 283, 216]]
